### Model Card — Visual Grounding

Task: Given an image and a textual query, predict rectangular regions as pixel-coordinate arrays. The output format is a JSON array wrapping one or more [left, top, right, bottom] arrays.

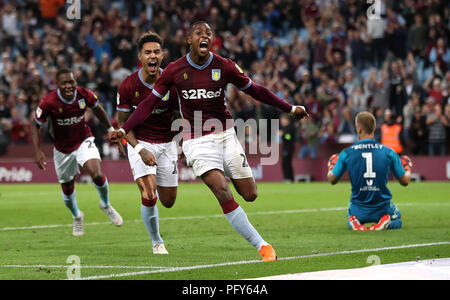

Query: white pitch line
[[0, 207, 348, 231], [77, 241, 450, 280], [0, 265, 168, 270], [1, 202, 448, 231]]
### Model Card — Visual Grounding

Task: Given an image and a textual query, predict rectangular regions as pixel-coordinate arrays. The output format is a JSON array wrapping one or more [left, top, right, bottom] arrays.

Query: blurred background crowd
[[0, 0, 449, 161]]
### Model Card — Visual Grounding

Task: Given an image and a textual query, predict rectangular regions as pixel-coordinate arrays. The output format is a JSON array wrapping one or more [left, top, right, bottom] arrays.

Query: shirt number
[[362, 152, 376, 178]]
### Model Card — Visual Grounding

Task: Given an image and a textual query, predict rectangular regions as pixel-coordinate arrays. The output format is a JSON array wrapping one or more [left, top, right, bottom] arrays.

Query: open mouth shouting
[[199, 41, 209, 54], [147, 60, 158, 73], [62, 87, 75, 99]]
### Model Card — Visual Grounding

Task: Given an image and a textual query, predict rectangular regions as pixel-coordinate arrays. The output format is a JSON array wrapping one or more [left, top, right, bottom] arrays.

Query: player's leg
[[387, 202, 402, 229], [183, 132, 276, 261], [130, 141, 169, 253], [61, 179, 79, 217], [157, 187, 177, 208], [223, 128, 276, 260], [231, 178, 257, 202], [224, 128, 257, 202], [155, 141, 179, 208], [82, 158, 108, 204], [369, 201, 402, 230], [347, 205, 368, 231], [202, 169, 275, 261], [53, 148, 84, 236], [136, 175, 167, 254], [78, 137, 122, 226]]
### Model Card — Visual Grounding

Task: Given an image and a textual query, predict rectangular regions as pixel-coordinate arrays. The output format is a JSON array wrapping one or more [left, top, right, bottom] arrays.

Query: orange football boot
[[259, 244, 277, 262]]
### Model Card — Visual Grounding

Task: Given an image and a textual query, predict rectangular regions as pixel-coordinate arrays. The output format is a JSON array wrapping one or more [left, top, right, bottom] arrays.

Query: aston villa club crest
[[212, 69, 221, 81], [78, 99, 86, 109]]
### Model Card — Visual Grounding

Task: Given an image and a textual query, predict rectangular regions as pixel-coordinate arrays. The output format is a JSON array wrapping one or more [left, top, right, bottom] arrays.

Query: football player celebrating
[[116, 32, 180, 254], [327, 111, 412, 231], [109, 21, 309, 261], [31, 69, 123, 237]]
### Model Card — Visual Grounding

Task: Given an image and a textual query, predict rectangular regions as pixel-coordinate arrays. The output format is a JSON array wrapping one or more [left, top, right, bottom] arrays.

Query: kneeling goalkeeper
[[327, 112, 412, 231]]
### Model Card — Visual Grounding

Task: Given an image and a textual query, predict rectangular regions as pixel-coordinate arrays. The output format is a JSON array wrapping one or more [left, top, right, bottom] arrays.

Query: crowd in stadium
[[0, 0, 449, 157]]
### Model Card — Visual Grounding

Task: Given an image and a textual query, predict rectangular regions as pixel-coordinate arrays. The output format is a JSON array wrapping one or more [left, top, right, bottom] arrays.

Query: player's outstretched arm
[[327, 171, 339, 185], [327, 153, 340, 185], [30, 120, 46, 170], [117, 111, 157, 166], [109, 92, 160, 144], [398, 155, 412, 186], [243, 82, 309, 120], [93, 104, 126, 156]]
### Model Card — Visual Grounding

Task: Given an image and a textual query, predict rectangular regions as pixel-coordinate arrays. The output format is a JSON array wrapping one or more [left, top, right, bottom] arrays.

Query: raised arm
[[93, 103, 125, 155], [243, 82, 309, 120], [117, 110, 157, 166]]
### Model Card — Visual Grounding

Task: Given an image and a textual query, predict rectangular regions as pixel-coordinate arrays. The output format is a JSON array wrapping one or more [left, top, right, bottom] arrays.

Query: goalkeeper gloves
[[400, 155, 412, 172]]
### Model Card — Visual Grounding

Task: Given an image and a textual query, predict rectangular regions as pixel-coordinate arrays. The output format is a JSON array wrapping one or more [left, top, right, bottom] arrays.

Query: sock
[[62, 190, 80, 218], [141, 197, 164, 245], [94, 176, 109, 207], [221, 198, 268, 250]]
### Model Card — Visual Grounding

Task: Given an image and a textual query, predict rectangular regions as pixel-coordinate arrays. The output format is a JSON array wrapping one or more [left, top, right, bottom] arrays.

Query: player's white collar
[[186, 51, 213, 70], [57, 88, 77, 104], [138, 67, 163, 90]]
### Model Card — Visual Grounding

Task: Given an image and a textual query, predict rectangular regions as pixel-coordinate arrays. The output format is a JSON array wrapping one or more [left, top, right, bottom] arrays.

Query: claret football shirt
[[151, 51, 252, 137], [34, 87, 98, 153], [117, 68, 179, 143]]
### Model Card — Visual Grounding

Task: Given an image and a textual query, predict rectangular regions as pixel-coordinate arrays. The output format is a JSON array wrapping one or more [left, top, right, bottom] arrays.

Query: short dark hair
[[189, 20, 210, 35], [56, 68, 74, 81], [137, 32, 163, 51]]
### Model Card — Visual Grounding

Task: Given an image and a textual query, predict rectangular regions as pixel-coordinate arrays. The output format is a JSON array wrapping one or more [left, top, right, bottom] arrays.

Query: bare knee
[[91, 173, 105, 186], [137, 181, 156, 200], [160, 197, 176, 208], [243, 190, 258, 202]]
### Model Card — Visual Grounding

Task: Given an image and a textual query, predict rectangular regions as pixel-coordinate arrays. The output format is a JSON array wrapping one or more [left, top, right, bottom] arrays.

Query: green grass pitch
[[0, 181, 449, 280]]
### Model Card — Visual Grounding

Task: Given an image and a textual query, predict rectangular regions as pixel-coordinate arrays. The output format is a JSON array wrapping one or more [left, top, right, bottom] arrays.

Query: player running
[[109, 21, 309, 261], [327, 111, 412, 231], [31, 68, 123, 237], [116, 32, 180, 254]]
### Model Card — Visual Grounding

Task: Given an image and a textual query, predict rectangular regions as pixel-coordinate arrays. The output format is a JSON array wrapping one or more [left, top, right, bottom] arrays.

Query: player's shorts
[[127, 140, 178, 187], [53, 136, 101, 183], [182, 127, 253, 179], [347, 201, 402, 228]]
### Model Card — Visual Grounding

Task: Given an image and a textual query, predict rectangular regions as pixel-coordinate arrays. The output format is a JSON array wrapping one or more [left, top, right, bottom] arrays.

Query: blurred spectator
[[408, 14, 428, 58], [279, 114, 296, 182], [445, 104, 450, 154], [381, 108, 404, 154], [336, 107, 356, 144], [365, 68, 390, 111], [9, 107, 29, 145], [426, 104, 448, 156], [298, 117, 319, 159], [424, 76, 444, 107], [388, 60, 408, 116], [428, 37, 450, 75], [408, 106, 428, 155], [366, 5, 386, 68], [0, 92, 11, 154], [0, 0, 449, 159]]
